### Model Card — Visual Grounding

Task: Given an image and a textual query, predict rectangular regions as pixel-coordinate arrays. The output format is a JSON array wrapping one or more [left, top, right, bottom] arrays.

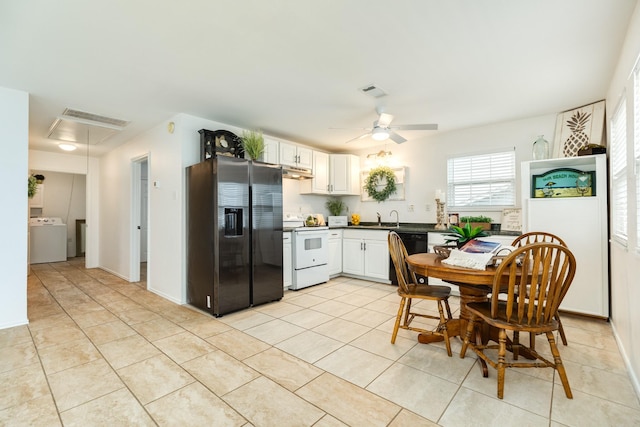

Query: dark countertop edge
[[329, 223, 520, 236]]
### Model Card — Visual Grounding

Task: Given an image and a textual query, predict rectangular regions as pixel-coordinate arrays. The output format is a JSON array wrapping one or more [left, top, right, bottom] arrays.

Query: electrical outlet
[[407, 204, 414, 212], [425, 204, 431, 212]]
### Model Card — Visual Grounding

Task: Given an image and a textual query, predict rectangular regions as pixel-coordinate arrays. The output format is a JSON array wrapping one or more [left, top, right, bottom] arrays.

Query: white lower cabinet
[[283, 232, 292, 290], [328, 229, 342, 276], [342, 229, 389, 282]]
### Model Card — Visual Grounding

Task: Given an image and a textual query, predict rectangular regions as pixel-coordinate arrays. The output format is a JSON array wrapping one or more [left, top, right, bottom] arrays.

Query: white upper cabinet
[[261, 137, 279, 164], [330, 154, 360, 195], [279, 141, 312, 169], [300, 153, 360, 195], [310, 151, 330, 193]]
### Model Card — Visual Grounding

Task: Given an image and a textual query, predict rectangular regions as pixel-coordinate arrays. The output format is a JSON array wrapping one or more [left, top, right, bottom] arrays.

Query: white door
[[140, 166, 148, 262]]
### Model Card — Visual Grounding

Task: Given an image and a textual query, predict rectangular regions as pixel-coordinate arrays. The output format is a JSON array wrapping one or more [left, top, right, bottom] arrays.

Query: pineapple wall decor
[[552, 100, 605, 158]]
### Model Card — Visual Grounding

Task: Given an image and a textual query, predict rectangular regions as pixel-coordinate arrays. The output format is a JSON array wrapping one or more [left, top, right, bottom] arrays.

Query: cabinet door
[[262, 137, 279, 164], [312, 151, 329, 193], [342, 239, 364, 276], [328, 233, 342, 276], [283, 234, 292, 290], [330, 154, 360, 195], [363, 239, 389, 280], [296, 146, 313, 169], [527, 197, 606, 316], [329, 154, 348, 194], [279, 142, 298, 167]]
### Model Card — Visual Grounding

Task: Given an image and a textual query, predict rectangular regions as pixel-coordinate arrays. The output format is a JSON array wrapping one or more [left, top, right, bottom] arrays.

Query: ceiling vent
[[359, 84, 387, 98], [47, 108, 130, 144]]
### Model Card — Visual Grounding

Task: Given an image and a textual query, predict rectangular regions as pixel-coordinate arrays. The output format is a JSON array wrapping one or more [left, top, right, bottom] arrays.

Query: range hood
[[282, 165, 314, 180]]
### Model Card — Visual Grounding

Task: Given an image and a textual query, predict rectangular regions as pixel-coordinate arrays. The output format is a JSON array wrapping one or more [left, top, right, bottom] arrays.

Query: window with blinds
[[447, 150, 516, 208], [635, 65, 640, 251], [611, 98, 628, 245]]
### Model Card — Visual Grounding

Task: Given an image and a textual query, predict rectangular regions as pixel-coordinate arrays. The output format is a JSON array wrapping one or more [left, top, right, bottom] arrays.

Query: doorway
[[131, 155, 149, 285]]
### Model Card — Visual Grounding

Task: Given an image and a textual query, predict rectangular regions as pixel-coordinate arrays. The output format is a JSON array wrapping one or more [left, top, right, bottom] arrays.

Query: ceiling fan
[[339, 112, 438, 144]]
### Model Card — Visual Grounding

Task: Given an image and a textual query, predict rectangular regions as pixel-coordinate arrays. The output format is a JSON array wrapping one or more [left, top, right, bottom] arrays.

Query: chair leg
[[444, 298, 452, 320], [529, 331, 537, 352], [459, 315, 476, 358], [546, 331, 573, 399], [391, 298, 406, 344], [403, 298, 412, 326], [497, 328, 507, 399], [513, 331, 520, 360], [556, 313, 568, 346], [437, 301, 452, 357]]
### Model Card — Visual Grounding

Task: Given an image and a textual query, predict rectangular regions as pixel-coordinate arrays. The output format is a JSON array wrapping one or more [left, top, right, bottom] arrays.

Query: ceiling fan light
[[372, 127, 389, 141], [58, 143, 77, 151]]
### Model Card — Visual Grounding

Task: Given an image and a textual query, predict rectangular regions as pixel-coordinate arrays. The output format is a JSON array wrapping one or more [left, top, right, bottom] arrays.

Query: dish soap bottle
[[532, 135, 549, 160]]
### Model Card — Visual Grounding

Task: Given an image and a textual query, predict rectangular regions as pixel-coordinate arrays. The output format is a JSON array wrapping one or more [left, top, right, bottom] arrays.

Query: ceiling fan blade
[[377, 113, 394, 128], [391, 123, 438, 131], [345, 132, 372, 143], [389, 131, 407, 144]]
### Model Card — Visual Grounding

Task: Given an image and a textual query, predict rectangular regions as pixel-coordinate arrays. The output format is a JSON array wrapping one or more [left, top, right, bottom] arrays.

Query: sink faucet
[[376, 212, 381, 226], [390, 210, 399, 228]]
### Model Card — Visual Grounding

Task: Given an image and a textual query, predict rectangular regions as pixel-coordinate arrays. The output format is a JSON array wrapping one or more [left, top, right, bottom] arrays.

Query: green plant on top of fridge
[[241, 130, 265, 160]]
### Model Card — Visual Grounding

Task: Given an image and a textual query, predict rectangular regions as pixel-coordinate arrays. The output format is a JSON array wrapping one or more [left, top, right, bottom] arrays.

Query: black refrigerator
[[187, 156, 283, 317]]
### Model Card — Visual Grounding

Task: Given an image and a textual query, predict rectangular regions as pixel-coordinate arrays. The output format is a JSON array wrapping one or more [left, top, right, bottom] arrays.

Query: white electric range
[[283, 214, 329, 290]]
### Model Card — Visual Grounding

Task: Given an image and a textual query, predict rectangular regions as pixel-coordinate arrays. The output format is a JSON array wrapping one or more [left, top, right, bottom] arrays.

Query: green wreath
[[364, 166, 397, 202]]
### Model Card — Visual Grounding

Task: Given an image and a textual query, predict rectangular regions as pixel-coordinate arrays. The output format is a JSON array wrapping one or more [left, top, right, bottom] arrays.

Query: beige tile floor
[[2, 259, 639, 426]]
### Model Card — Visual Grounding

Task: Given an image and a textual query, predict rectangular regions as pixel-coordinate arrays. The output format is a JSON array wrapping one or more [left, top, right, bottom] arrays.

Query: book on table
[[459, 239, 502, 254]]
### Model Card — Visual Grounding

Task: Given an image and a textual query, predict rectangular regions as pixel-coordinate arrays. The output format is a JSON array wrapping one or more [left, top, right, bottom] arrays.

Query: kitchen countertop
[[330, 222, 520, 237]]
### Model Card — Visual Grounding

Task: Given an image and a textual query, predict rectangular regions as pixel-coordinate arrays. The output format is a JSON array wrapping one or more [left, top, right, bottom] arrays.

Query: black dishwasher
[[390, 231, 428, 285]]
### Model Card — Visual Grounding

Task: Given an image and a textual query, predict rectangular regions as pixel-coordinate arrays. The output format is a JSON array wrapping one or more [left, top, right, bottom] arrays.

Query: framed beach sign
[[531, 168, 596, 198]]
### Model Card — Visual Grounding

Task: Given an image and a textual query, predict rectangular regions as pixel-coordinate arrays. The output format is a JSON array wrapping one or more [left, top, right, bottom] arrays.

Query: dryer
[[30, 217, 67, 263]]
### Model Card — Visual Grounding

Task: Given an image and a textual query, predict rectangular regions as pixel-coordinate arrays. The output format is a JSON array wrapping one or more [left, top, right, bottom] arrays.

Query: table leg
[[458, 286, 491, 377]]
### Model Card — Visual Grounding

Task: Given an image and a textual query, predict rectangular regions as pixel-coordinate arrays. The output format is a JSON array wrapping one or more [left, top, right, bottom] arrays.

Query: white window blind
[[611, 98, 628, 244], [635, 65, 640, 251], [447, 150, 516, 208]]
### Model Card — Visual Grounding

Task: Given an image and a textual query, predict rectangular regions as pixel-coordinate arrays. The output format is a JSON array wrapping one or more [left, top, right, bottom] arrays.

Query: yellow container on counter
[[351, 213, 360, 225]]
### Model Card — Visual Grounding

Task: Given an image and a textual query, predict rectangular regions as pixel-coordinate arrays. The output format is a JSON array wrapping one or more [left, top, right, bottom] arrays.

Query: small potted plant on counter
[[325, 198, 347, 226], [325, 198, 345, 216], [459, 215, 492, 231]]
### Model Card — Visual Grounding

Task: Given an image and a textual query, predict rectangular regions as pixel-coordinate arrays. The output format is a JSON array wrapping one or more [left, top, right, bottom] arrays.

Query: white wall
[[0, 87, 29, 328], [341, 114, 557, 225], [99, 113, 256, 304], [606, 1, 640, 399]]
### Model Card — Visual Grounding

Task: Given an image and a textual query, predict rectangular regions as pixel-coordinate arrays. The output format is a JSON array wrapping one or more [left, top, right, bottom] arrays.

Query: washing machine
[[29, 217, 67, 263]]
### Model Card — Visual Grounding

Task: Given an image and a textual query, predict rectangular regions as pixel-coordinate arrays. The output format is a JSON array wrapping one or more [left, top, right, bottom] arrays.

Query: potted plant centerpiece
[[434, 222, 490, 258], [241, 130, 265, 160]]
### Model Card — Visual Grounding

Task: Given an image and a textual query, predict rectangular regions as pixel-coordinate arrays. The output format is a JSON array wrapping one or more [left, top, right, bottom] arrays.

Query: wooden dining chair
[[388, 231, 453, 356], [460, 242, 576, 399], [511, 232, 568, 352]]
